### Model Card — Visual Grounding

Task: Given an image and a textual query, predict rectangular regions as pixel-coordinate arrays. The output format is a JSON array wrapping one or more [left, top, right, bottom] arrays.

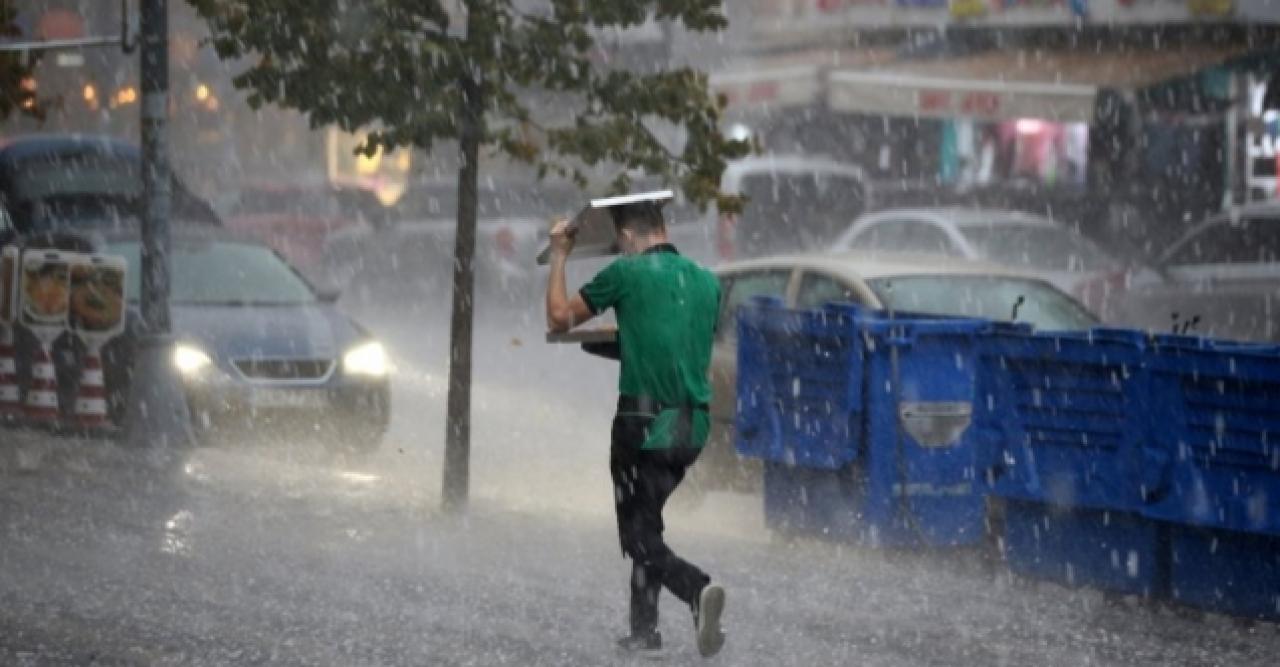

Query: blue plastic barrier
[[738, 299, 990, 548], [1168, 525, 1280, 620], [1002, 500, 1168, 597], [737, 297, 1280, 614], [1142, 339, 1280, 618], [976, 327, 1163, 510], [1144, 341, 1280, 537], [975, 327, 1170, 595], [736, 298, 862, 470]]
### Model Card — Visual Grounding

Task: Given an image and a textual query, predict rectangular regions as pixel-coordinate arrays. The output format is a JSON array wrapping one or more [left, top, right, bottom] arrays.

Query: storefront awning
[[709, 48, 897, 114], [827, 46, 1252, 123]]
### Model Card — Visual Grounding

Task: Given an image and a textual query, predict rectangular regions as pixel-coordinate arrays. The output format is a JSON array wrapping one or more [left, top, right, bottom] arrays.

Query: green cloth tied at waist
[[616, 395, 710, 451]]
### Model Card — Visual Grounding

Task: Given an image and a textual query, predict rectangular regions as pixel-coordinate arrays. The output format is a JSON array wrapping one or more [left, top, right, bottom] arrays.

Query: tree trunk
[[442, 72, 482, 513]]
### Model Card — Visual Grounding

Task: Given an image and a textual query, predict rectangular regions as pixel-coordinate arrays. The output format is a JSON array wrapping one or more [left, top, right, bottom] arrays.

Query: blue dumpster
[[737, 299, 990, 548], [1143, 338, 1280, 618], [976, 327, 1169, 596]]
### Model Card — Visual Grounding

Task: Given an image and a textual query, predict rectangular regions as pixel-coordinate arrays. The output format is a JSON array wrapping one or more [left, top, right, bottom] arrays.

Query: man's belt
[[617, 395, 709, 417]]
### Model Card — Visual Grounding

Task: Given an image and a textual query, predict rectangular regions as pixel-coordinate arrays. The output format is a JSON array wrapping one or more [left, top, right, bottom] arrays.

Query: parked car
[[93, 229, 392, 451], [831, 208, 1127, 313], [225, 182, 393, 282], [1109, 203, 1280, 342], [346, 214, 551, 309], [667, 154, 872, 266], [343, 180, 581, 308], [0, 134, 220, 234], [685, 252, 1100, 499]]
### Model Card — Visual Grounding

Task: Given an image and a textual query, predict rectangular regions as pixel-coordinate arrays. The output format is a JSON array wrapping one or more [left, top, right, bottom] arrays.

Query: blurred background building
[[705, 0, 1280, 247], [5, 0, 1280, 247]]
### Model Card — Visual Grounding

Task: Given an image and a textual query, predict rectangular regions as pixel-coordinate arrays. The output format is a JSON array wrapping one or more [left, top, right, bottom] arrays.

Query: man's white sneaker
[[694, 584, 726, 658]]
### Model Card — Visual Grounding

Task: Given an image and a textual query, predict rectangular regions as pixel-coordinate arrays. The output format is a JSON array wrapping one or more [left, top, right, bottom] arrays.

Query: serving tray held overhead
[[535, 190, 673, 265]]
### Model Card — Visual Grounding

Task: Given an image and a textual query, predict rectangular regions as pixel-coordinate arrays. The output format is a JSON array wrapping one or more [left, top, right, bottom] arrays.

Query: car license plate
[[250, 389, 327, 409]]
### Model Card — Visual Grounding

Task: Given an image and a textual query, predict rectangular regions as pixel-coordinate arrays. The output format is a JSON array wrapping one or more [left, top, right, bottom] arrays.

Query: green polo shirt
[[579, 244, 720, 450]]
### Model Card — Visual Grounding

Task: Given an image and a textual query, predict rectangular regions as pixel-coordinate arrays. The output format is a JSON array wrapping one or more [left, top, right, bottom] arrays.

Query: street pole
[[124, 0, 193, 450], [140, 0, 170, 331]]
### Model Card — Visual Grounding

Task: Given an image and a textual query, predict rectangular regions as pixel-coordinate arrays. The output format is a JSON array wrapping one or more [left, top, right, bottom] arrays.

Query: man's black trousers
[[610, 412, 711, 637]]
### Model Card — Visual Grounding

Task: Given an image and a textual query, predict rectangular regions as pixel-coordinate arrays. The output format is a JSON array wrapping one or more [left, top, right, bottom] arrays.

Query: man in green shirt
[[546, 201, 726, 659]]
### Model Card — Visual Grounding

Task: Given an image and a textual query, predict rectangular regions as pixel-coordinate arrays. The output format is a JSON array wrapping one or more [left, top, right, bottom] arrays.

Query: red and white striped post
[[0, 326, 21, 420], [74, 346, 110, 432], [1, 246, 20, 421], [24, 343, 60, 426]]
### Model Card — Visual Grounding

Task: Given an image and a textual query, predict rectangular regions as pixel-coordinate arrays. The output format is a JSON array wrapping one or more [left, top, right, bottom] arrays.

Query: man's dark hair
[[609, 202, 665, 235]]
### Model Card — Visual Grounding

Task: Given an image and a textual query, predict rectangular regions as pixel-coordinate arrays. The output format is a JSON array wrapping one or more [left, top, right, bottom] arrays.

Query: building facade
[[709, 0, 1280, 245]]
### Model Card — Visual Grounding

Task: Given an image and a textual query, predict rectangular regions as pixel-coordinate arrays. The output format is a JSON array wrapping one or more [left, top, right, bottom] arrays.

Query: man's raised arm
[[545, 218, 595, 333]]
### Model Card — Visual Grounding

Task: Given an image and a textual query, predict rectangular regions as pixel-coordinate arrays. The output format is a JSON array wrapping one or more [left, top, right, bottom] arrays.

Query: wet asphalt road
[[2, 302, 1279, 666]]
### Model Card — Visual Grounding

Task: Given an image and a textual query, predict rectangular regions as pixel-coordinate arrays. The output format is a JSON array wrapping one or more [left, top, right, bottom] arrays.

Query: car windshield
[[866, 274, 1098, 331], [10, 156, 142, 202], [1165, 216, 1280, 266], [108, 240, 317, 305], [958, 223, 1118, 272], [21, 197, 139, 231]]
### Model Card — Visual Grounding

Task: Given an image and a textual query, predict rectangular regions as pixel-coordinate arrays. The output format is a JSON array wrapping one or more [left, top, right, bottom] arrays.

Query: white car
[[1111, 203, 1280, 342], [831, 208, 1125, 311], [665, 154, 872, 265], [336, 179, 581, 309]]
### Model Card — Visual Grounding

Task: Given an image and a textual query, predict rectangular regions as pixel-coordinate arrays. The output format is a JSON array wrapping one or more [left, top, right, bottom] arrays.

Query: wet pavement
[[2, 305, 1279, 666]]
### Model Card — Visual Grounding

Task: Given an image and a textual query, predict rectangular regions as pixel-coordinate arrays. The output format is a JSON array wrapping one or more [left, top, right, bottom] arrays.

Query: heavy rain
[[2, 1, 1280, 665]]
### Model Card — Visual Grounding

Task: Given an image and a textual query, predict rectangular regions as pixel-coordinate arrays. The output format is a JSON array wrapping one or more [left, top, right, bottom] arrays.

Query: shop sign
[[1187, 0, 1233, 14], [953, 0, 1075, 16], [710, 65, 822, 112], [919, 89, 1003, 115], [36, 9, 84, 41], [949, 0, 989, 16], [993, 0, 1065, 8], [814, 0, 891, 9]]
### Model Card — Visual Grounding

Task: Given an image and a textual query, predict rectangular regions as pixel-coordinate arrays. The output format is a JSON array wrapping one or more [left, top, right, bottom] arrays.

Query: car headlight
[[173, 344, 213, 376], [343, 341, 389, 377]]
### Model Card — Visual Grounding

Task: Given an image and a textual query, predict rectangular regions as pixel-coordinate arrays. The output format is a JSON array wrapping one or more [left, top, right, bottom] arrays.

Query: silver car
[[831, 208, 1124, 311], [1112, 203, 1280, 342]]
